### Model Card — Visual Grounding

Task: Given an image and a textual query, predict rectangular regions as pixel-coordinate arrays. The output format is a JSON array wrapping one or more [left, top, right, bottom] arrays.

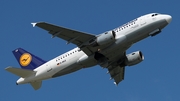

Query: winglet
[[31, 23, 37, 27], [113, 82, 118, 86]]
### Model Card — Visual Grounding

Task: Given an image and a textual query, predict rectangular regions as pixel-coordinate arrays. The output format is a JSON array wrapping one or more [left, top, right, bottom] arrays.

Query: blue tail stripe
[[12, 48, 46, 70]]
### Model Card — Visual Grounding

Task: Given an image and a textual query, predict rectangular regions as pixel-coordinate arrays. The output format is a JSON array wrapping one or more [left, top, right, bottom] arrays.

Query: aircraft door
[[46, 63, 52, 72], [140, 16, 146, 26]]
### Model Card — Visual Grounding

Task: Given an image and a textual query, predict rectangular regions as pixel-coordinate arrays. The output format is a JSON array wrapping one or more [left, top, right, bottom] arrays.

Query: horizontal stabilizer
[[5, 66, 35, 78], [30, 81, 42, 90]]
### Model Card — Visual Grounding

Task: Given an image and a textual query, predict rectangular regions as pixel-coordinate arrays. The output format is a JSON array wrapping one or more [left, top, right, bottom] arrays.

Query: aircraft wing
[[108, 65, 125, 85], [32, 22, 96, 55]]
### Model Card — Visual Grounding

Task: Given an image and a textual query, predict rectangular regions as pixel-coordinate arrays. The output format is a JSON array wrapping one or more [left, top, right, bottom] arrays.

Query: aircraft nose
[[165, 15, 172, 23]]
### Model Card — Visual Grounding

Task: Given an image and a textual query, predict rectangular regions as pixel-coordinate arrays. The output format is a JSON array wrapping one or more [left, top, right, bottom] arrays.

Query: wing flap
[[33, 22, 96, 46], [33, 22, 97, 55], [5, 66, 35, 78], [108, 66, 125, 85]]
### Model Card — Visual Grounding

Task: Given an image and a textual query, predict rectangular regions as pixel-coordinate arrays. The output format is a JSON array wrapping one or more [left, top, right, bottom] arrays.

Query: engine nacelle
[[97, 31, 116, 45], [125, 51, 144, 66]]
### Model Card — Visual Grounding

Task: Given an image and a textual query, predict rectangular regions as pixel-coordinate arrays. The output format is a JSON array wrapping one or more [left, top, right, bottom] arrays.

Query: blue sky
[[1, 0, 179, 101]]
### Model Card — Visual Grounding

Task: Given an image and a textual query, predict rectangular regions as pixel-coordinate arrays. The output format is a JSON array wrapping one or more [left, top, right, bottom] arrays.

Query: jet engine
[[125, 51, 144, 66], [89, 31, 116, 46]]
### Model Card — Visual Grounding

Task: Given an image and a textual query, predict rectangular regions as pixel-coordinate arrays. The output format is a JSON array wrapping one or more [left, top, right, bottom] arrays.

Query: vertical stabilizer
[[12, 48, 46, 70]]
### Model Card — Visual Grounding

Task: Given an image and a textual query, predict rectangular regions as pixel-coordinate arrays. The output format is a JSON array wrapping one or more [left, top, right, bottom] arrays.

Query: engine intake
[[125, 51, 144, 66]]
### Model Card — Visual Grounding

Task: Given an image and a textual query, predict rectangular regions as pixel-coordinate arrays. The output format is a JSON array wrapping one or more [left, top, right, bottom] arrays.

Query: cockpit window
[[152, 13, 159, 17]]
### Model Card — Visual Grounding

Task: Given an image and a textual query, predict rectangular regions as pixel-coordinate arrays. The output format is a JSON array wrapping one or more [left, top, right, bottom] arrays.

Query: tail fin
[[6, 67, 41, 90], [12, 48, 46, 70]]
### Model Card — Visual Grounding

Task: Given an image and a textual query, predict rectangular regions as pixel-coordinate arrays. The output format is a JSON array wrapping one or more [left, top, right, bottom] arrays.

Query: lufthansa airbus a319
[[6, 13, 172, 90]]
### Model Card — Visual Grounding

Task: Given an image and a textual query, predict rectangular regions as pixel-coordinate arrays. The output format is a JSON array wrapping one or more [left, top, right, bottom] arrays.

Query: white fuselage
[[17, 13, 171, 84]]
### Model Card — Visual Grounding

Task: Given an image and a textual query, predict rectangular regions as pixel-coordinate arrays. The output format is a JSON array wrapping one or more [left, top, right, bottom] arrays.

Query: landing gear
[[149, 29, 161, 36]]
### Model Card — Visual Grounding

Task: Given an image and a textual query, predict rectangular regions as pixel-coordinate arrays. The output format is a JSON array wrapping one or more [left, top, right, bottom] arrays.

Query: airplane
[[5, 13, 172, 90]]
